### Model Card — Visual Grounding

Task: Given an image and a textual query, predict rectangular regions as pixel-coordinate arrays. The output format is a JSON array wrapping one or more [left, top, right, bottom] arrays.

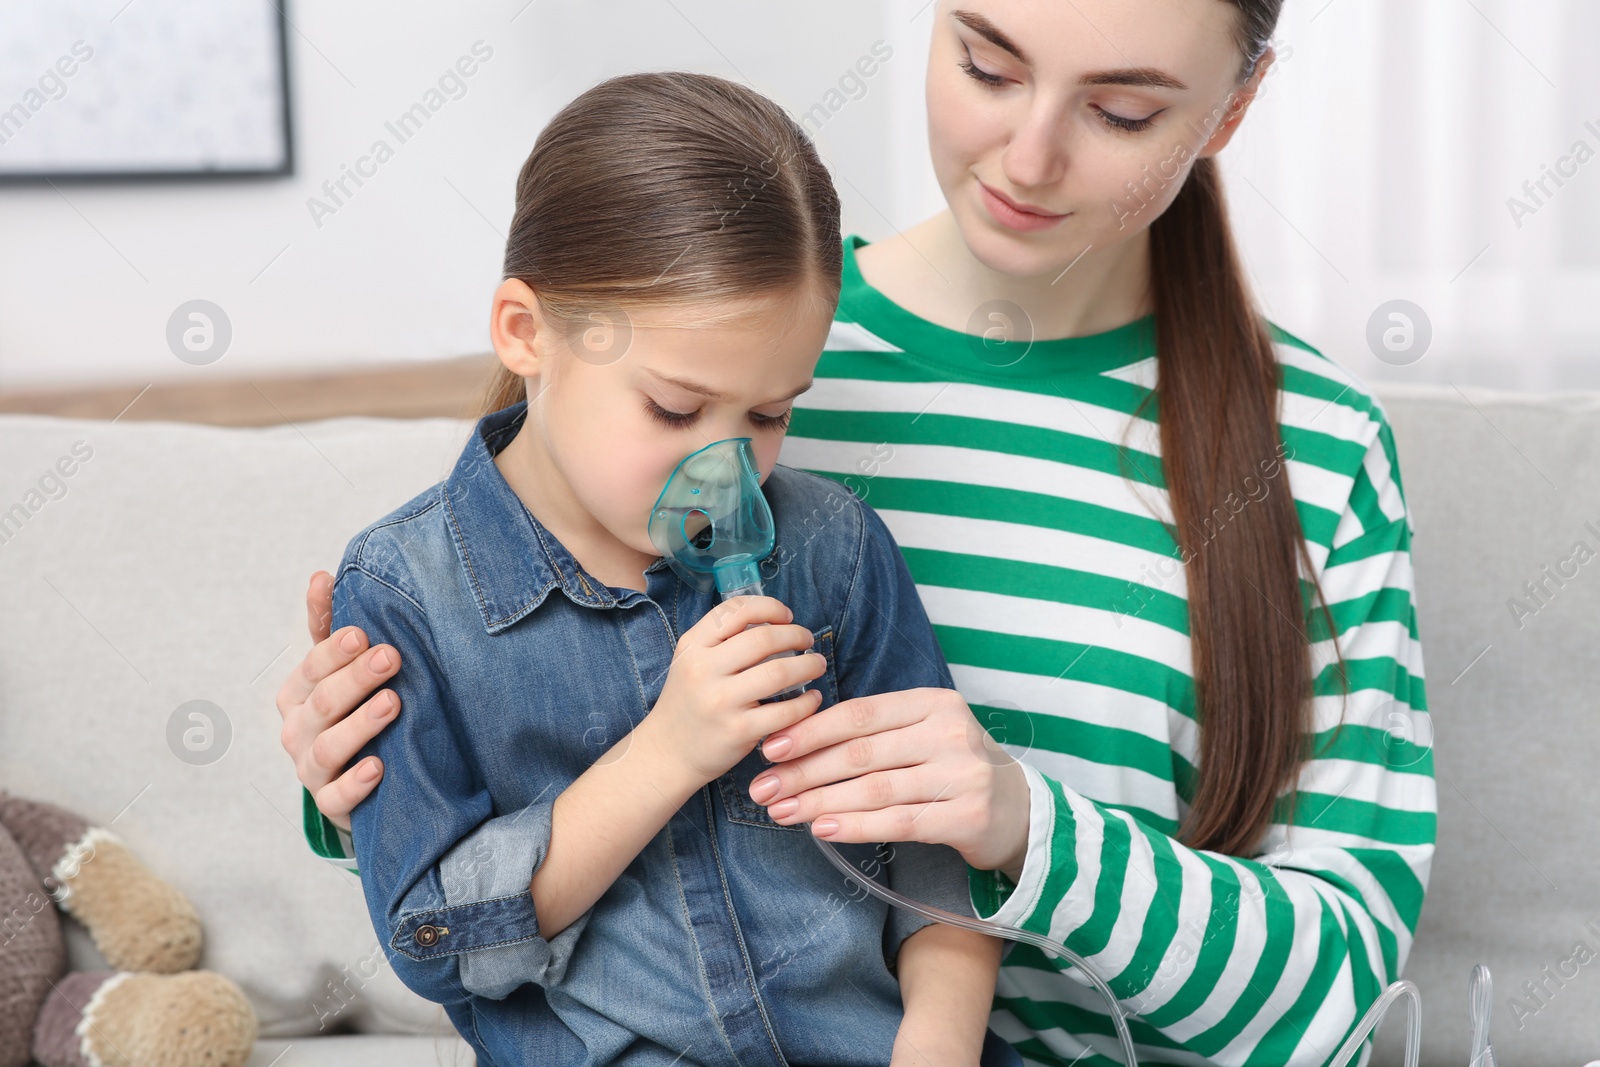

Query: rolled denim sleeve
[[335, 563, 593, 1004], [833, 499, 994, 968]]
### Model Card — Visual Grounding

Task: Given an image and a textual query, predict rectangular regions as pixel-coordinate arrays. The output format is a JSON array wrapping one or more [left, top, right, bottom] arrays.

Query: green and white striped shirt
[[775, 235, 1434, 1067]]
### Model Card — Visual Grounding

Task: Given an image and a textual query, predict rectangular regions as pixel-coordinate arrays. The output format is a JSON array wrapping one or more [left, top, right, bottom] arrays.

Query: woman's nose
[[1001, 103, 1071, 192]]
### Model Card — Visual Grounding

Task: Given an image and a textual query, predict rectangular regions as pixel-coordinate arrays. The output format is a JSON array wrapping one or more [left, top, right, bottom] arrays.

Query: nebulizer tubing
[[647, 438, 1421, 1067]]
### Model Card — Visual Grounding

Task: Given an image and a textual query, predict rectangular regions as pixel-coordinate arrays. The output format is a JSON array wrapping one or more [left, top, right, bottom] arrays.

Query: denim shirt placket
[[558, 534, 792, 1066]]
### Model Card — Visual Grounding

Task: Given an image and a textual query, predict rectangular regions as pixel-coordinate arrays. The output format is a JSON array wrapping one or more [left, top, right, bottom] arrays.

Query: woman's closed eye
[[957, 46, 1008, 88], [644, 397, 792, 431], [1092, 105, 1162, 134], [957, 45, 1163, 134]]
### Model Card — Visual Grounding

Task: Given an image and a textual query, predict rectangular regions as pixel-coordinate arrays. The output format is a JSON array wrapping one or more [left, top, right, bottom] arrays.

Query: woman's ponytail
[[1135, 35, 1346, 856]]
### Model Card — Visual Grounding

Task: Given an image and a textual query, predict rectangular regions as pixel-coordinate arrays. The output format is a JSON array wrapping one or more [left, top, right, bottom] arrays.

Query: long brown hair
[[480, 71, 842, 416], [1136, 0, 1348, 856]]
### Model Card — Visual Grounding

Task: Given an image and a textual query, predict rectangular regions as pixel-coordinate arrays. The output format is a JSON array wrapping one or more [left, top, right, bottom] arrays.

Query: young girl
[[330, 72, 1020, 1067]]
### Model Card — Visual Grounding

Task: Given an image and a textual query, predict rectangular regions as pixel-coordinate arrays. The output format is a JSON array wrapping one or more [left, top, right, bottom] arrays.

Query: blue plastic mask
[[646, 437, 775, 597]]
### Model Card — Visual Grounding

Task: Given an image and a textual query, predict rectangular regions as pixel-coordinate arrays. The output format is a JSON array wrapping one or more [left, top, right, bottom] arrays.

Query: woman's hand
[[275, 570, 403, 832], [749, 688, 1032, 878]]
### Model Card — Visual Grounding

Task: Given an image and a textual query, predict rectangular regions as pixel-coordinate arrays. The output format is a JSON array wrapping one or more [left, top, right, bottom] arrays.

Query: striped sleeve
[[968, 400, 1435, 1067]]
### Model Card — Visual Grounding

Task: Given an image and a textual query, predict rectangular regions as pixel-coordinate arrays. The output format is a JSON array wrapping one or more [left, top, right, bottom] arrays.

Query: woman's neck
[[493, 421, 655, 593], [855, 210, 1154, 340]]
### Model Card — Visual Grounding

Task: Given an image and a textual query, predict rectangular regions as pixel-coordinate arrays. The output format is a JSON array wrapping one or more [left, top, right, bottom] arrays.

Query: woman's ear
[[490, 278, 553, 378], [1197, 47, 1275, 159]]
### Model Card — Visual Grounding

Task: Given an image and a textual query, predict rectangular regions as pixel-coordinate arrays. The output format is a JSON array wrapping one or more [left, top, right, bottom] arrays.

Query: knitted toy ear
[[0, 821, 65, 1067], [33, 969, 257, 1067], [0, 793, 258, 1067], [0, 792, 199, 973]]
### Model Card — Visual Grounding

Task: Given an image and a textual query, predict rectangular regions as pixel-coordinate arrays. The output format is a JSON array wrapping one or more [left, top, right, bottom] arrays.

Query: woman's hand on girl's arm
[[276, 569, 405, 832], [890, 923, 1003, 1067], [754, 687, 1033, 879]]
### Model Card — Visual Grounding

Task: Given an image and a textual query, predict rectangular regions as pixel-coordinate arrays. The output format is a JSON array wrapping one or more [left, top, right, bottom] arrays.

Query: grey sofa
[[0, 380, 1594, 1066]]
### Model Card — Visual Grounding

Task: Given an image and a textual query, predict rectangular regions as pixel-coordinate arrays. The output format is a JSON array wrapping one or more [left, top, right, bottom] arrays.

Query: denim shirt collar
[[443, 400, 672, 634]]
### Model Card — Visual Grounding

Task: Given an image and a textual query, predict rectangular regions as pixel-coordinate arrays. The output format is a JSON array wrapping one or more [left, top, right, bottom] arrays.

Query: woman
[[279, 1, 1434, 1063]]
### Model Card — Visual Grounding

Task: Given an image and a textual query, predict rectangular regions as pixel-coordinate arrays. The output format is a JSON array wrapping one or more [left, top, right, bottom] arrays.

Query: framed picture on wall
[[0, 0, 292, 181]]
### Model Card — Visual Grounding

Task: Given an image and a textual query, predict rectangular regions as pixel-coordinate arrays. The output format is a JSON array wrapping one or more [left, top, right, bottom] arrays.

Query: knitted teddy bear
[[0, 790, 257, 1067]]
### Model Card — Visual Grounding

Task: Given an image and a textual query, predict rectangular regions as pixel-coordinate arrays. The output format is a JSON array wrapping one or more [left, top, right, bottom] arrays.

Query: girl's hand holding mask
[[644, 594, 827, 783]]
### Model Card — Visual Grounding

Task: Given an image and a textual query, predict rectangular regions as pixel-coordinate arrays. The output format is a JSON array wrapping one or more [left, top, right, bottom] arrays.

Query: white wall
[[1, 1, 1595, 392], [0, 0, 898, 389]]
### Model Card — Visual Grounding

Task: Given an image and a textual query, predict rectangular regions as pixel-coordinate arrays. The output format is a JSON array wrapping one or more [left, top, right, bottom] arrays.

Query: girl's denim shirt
[[334, 401, 987, 1067]]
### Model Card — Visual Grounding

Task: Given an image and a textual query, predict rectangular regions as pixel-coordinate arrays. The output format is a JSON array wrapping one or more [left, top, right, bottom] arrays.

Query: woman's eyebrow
[[950, 8, 1189, 92], [952, 9, 1030, 64], [1080, 68, 1189, 91]]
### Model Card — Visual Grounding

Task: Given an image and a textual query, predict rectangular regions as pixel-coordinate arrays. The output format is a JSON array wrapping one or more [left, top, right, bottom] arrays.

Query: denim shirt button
[[414, 923, 443, 947]]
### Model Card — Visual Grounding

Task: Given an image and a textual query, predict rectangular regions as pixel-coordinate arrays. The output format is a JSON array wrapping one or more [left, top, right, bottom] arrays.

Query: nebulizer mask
[[647, 437, 1434, 1067]]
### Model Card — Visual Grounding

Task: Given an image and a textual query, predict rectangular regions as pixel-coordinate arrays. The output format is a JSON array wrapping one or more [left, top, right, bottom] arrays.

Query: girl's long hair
[[479, 71, 841, 416], [1137, 0, 1348, 856]]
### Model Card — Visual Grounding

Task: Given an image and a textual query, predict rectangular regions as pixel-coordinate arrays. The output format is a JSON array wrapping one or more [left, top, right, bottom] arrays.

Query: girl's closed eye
[[643, 397, 792, 431]]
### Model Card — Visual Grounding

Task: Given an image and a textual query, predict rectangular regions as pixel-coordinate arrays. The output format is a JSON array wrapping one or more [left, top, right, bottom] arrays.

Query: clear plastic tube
[[1468, 964, 1495, 1067], [806, 831, 1140, 1067], [1324, 978, 1421, 1067], [807, 831, 1423, 1067]]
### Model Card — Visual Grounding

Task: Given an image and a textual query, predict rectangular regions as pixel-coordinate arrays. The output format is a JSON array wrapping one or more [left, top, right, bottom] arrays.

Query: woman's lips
[[979, 181, 1068, 233]]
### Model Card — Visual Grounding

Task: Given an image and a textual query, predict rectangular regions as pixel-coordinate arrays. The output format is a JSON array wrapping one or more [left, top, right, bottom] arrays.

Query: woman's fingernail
[[750, 775, 780, 801], [340, 630, 361, 653], [369, 692, 395, 719], [357, 759, 380, 782], [769, 797, 799, 818], [764, 736, 792, 759], [812, 818, 838, 836], [371, 649, 392, 672]]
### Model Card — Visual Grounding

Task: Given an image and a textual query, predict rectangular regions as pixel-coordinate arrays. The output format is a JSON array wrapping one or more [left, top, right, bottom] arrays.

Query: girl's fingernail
[[340, 630, 361, 653], [812, 818, 838, 836], [750, 775, 780, 801], [369, 693, 394, 719], [371, 649, 392, 672], [357, 759, 380, 782], [764, 736, 793, 759], [769, 798, 799, 818]]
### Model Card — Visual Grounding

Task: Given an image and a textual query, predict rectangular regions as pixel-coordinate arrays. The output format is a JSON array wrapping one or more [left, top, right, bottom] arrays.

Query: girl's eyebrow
[[647, 369, 814, 403], [950, 9, 1189, 91]]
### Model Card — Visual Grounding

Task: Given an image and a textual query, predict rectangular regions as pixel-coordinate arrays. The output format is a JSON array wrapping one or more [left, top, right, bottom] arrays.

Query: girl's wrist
[[627, 717, 705, 803]]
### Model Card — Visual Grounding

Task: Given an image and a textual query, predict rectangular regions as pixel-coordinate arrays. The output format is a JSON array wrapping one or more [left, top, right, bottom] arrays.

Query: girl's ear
[[490, 278, 553, 378], [1197, 46, 1275, 159]]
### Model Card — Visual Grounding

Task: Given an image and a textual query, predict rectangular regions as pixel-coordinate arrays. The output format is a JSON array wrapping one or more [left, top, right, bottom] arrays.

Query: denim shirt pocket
[[717, 625, 835, 832]]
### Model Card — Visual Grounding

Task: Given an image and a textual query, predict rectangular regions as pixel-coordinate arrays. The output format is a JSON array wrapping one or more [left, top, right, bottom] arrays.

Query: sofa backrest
[[1, 382, 1596, 1060], [1371, 384, 1600, 1066]]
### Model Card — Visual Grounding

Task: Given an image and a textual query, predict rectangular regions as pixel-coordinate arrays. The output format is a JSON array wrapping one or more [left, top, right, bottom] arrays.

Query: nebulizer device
[[647, 438, 1438, 1067]]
